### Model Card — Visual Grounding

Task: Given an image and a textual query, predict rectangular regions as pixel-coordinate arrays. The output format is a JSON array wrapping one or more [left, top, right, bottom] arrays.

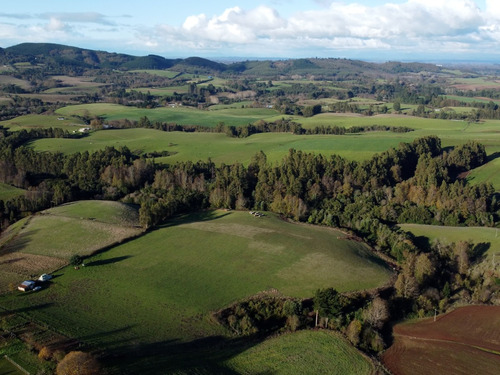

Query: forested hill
[[1, 43, 225, 72], [1, 42, 442, 76]]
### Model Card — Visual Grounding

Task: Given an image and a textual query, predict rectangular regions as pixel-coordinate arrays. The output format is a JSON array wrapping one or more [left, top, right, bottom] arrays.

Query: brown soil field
[[382, 305, 500, 375], [453, 83, 500, 90]]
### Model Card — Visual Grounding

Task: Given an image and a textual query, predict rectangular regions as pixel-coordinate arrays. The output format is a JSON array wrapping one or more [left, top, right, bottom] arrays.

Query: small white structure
[[38, 273, 52, 282], [18, 280, 36, 292]]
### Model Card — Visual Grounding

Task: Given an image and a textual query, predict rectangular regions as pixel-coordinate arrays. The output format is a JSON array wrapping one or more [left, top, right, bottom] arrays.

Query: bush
[[70, 255, 83, 267], [56, 351, 100, 375]]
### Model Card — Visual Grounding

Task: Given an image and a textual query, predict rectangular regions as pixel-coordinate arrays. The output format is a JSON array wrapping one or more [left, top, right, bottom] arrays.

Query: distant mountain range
[[0, 42, 444, 77]]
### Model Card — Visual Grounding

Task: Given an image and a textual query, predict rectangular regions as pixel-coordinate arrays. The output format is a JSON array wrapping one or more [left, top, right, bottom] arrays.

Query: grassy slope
[[0, 210, 390, 372], [1, 114, 85, 131], [0, 201, 141, 291], [55, 103, 279, 127], [398, 224, 500, 257], [0, 183, 25, 201], [225, 330, 373, 375]]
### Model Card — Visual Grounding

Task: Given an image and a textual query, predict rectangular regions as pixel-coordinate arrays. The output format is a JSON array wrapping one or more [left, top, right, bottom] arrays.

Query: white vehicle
[[38, 273, 52, 282]]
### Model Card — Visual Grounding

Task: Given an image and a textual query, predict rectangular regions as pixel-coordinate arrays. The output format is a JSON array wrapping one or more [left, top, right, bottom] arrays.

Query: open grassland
[[0, 210, 390, 373], [0, 201, 141, 291], [398, 224, 500, 257], [468, 156, 500, 191], [130, 70, 180, 78], [131, 86, 188, 95], [444, 95, 500, 104], [1, 114, 85, 131], [0, 183, 25, 201], [29, 128, 414, 163], [382, 306, 500, 375], [55, 103, 279, 127], [451, 77, 500, 90], [0, 76, 31, 90], [225, 330, 374, 375]]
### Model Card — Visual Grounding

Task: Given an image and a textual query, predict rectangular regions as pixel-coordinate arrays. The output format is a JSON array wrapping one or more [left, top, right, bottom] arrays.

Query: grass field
[[130, 70, 180, 78], [55, 103, 279, 127], [382, 305, 500, 375], [0, 201, 142, 292], [29, 128, 415, 163], [0, 183, 25, 201], [0, 356, 32, 375], [225, 330, 374, 374], [0, 209, 390, 373], [468, 156, 500, 190], [1, 114, 85, 131], [398, 224, 500, 257]]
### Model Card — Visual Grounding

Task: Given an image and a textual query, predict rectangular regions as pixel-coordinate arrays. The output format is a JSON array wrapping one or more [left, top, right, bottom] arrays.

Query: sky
[[0, 0, 499, 62]]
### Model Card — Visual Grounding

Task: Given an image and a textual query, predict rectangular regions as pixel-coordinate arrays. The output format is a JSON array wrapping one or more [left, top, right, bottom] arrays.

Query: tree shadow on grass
[[101, 334, 275, 375], [486, 151, 500, 162], [1, 229, 39, 253], [158, 210, 232, 230], [86, 255, 132, 267], [471, 242, 491, 263], [0, 302, 54, 317]]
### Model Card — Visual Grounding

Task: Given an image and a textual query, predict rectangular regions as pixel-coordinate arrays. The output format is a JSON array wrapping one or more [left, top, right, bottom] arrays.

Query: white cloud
[[1, 1, 499, 59], [147, 0, 493, 57]]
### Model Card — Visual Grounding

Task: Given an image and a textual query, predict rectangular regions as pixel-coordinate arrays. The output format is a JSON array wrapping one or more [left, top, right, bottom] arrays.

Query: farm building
[[18, 280, 36, 292]]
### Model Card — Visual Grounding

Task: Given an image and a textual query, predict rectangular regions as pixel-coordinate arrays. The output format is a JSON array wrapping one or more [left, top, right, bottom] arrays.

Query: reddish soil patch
[[382, 306, 500, 375], [453, 83, 500, 91]]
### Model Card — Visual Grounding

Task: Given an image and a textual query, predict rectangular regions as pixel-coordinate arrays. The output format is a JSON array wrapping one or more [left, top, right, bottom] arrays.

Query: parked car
[[38, 273, 52, 282]]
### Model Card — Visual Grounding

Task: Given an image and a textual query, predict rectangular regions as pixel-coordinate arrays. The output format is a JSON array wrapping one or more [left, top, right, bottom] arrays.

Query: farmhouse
[[18, 280, 36, 292]]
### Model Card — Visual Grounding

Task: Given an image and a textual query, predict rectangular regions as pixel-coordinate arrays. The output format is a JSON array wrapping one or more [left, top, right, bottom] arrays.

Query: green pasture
[[444, 95, 500, 104], [28, 128, 413, 163], [225, 330, 373, 375], [197, 77, 228, 88], [451, 77, 500, 86], [43, 86, 101, 95], [131, 86, 188, 95], [0, 183, 25, 201], [0, 357, 25, 375], [468, 156, 500, 191], [1, 114, 85, 131], [398, 224, 500, 257], [55, 103, 279, 127], [207, 101, 255, 110], [130, 69, 180, 78], [0, 210, 390, 372], [0, 200, 141, 260]]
